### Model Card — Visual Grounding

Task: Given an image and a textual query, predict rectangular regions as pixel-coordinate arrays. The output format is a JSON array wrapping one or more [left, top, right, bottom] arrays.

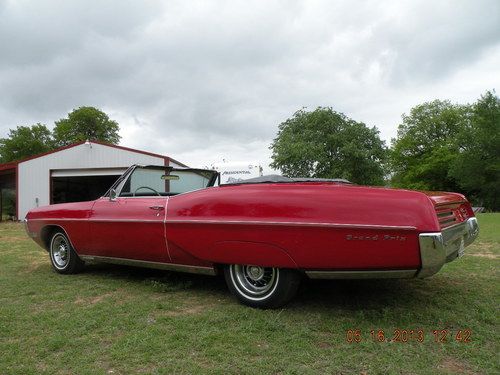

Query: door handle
[[149, 205, 165, 210]]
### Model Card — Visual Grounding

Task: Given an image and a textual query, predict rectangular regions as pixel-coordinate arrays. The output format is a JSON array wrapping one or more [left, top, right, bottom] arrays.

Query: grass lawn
[[0, 214, 498, 374]]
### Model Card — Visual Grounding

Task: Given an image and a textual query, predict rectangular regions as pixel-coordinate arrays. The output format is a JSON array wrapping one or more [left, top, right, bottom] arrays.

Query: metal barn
[[0, 141, 185, 221]]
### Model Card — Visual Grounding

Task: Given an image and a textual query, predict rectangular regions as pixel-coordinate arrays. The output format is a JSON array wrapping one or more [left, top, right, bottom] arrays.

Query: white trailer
[[212, 162, 263, 184]]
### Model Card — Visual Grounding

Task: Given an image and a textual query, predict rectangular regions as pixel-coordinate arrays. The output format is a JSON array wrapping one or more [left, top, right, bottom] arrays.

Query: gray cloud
[[1, 0, 499, 170]]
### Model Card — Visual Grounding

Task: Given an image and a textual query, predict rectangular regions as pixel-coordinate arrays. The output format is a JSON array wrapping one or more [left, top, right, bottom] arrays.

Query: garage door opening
[[0, 169, 16, 221], [52, 175, 119, 204], [51, 174, 121, 204]]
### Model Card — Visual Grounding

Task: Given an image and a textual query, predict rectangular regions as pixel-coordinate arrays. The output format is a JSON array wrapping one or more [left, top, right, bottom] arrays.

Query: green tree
[[270, 107, 387, 185], [390, 100, 467, 191], [449, 91, 500, 210], [53, 106, 121, 147], [0, 124, 54, 163]]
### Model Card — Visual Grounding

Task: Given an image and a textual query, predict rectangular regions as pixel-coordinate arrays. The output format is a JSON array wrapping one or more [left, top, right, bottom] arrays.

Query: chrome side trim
[[27, 218, 162, 223], [89, 219, 162, 223], [417, 217, 479, 278], [28, 218, 85, 222], [26, 218, 417, 230], [165, 219, 417, 231], [305, 269, 417, 279], [79, 255, 217, 276]]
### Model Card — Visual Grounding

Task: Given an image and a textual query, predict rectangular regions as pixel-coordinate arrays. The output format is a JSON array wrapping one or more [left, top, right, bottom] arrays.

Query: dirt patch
[[163, 304, 207, 317], [31, 300, 66, 313], [467, 242, 498, 259], [23, 259, 48, 273], [95, 358, 122, 375], [438, 357, 479, 375], [74, 291, 119, 305], [0, 236, 30, 243], [315, 331, 334, 349], [157, 297, 216, 317], [469, 253, 498, 259], [35, 362, 49, 373], [316, 341, 332, 349], [469, 242, 496, 252], [255, 341, 270, 349]]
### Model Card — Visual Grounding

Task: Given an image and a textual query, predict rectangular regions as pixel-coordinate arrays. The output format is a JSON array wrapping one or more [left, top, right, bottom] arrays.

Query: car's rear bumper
[[305, 217, 479, 280], [417, 217, 479, 278]]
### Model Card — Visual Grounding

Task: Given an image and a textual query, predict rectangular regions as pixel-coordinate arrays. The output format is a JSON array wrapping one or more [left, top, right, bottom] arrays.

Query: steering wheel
[[133, 186, 161, 197]]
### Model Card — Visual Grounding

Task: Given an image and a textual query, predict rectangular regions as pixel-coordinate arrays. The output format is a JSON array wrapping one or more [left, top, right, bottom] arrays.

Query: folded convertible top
[[223, 174, 351, 185]]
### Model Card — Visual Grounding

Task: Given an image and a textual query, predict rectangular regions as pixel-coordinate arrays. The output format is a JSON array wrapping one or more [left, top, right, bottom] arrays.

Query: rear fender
[[207, 241, 298, 268]]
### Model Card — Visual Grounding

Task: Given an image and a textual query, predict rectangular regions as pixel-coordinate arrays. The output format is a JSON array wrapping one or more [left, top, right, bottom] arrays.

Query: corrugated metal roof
[[0, 140, 187, 170]]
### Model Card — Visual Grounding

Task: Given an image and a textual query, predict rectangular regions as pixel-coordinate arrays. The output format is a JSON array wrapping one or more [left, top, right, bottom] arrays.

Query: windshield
[[114, 166, 218, 197]]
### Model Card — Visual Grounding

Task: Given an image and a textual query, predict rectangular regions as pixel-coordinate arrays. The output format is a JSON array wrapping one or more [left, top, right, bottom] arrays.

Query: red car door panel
[[88, 197, 169, 263]]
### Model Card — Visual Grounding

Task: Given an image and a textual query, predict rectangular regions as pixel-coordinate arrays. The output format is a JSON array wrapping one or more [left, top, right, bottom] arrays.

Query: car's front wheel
[[224, 264, 301, 308], [49, 231, 85, 274]]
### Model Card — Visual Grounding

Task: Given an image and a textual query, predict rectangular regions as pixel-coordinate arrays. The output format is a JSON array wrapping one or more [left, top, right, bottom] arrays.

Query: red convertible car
[[25, 165, 479, 308]]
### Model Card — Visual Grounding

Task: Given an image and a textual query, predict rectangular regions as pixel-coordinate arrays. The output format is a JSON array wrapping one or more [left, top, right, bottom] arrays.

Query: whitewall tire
[[49, 231, 84, 274], [224, 264, 301, 308]]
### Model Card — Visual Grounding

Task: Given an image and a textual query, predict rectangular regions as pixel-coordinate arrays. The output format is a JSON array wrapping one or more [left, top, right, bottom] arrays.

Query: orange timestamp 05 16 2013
[[345, 329, 472, 343]]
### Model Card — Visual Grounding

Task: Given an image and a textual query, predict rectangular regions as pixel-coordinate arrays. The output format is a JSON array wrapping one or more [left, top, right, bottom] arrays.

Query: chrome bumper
[[417, 217, 479, 278]]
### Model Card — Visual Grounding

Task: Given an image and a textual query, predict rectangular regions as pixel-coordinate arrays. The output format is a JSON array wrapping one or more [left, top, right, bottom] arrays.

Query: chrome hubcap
[[52, 235, 69, 268], [231, 265, 278, 297], [248, 266, 264, 280]]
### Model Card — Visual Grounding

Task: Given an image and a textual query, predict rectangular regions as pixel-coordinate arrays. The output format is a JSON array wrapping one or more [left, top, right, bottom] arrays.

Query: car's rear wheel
[[49, 231, 84, 274], [224, 264, 301, 308]]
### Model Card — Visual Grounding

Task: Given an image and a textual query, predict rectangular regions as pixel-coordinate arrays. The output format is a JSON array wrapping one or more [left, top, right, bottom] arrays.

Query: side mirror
[[109, 189, 117, 201]]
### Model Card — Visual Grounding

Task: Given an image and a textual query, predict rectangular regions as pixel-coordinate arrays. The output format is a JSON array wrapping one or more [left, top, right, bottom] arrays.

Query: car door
[[88, 197, 169, 263]]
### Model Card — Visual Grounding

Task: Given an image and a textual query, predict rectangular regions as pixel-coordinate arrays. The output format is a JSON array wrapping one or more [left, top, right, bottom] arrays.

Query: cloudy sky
[[1, 0, 499, 171]]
